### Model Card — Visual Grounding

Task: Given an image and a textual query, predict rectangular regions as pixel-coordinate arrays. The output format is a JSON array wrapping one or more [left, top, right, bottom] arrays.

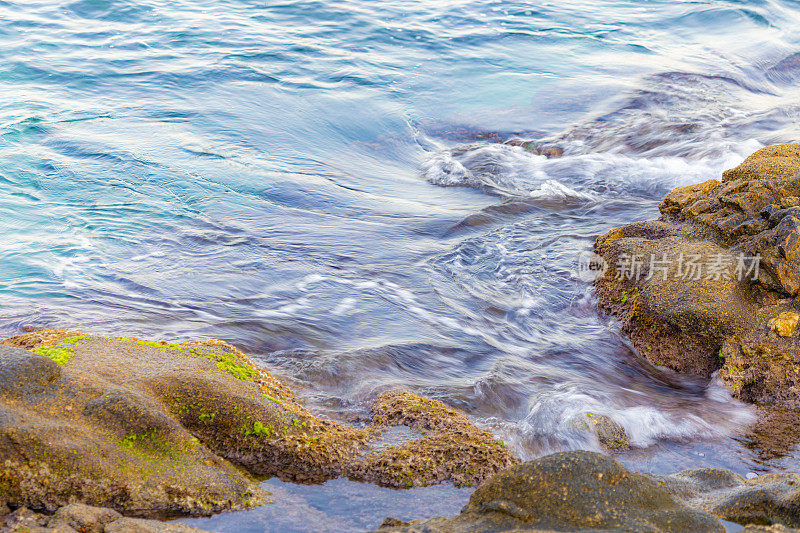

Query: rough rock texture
[[376, 451, 800, 532], [569, 413, 631, 452], [594, 144, 800, 414], [352, 391, 516, 488], [0, 503, 210, 532], [0, 330, 513, 518], [376, 451, 721, 532], [657, 466, 800, 528], [585, 414, 630, 451]]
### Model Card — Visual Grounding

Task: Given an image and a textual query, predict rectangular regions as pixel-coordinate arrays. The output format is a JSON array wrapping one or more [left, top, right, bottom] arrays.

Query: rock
[[0, 345, 61, 397], [47, 503, 121, 532], [376, 450, 800, 532], [379, 517, 410, 528], [743, 406, 800, 460], [655, 466, 800, 528], [0, 333, 268, 516], [0, 330, 513, 517], [27, 526, 80, 533], [522, 141, 565, 158], [4, 506, 49, 530], [593, 144, 800, 416], [769, 311, 799, 337], [587, 414, 630, 451], [104, 517, 209, 533], [745, 526, 800, 533], [349, 391, 516, 488], [0, 503, 210, 532], [375, 451, 723, 532], [721, 144, 800, 183], [570, 413, 630, 451]]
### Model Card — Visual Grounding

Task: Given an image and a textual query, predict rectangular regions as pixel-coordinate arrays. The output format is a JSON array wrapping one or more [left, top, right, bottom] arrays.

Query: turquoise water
[[3, 0, 800, 530]]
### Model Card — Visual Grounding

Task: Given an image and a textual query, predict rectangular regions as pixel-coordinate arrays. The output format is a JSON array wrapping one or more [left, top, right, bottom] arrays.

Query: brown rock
[[588, 414, 630, 451], [104, 517, 209, 533], [47, 503, 121, 533], [0, 331, 514, 517], [593, 144, 800, 414], [376, 451, 800, 532], [376, 451, 723, 532], [722, 144, 800, 182], [350, 391, 516, 488], [5, 506, 49, 530]]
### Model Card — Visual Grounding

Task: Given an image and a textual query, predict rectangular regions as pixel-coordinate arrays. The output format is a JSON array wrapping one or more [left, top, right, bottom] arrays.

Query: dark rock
[[5, 506, 49, 530], [0, 345, 61, 397], [375, 451, 723, 532], [587, 414, 630, 451], [657, 466, 800, 528], [376, 451, 800, 532], [379, 517, 410, 528], [571, 413, 630, 451]]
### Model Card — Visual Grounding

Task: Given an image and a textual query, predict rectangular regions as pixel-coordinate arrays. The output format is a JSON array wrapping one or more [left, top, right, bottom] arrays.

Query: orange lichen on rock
[[768, 311, 800, 337]]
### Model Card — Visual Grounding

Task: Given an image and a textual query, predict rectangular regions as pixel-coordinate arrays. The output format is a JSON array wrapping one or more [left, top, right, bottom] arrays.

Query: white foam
[[520, 381, 756, 453], [528, 180, 598, 203], [421, 139, 764, 200]]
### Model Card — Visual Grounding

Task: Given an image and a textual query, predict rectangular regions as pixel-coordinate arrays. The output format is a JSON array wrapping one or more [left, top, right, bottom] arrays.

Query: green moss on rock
[[0, 330, 516, 517]]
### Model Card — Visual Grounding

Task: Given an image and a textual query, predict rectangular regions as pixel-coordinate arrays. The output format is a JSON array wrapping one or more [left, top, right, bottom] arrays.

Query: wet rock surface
[[0, 503, 210, 532], [593, 144, 800, 437], [0, 330, 513, 520], [570, 413, 631, 452], [352, 391, 517, 488], [376, 451, 800, 532]]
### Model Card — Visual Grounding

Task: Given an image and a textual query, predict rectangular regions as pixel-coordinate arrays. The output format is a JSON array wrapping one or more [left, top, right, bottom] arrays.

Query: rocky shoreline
[[0, 330, 512, 531], [375, 451, 800, 532], [593, 143, 800, 456], [3, 143, 800, 532]]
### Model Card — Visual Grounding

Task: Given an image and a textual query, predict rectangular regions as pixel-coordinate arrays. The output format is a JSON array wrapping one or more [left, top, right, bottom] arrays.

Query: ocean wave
[[422, 139, 763, 201]]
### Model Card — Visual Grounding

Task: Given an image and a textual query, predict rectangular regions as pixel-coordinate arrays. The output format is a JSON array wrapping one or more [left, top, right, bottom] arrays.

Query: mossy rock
[[377, 451, 800, 532], [0, 331, 516, 517], [592, 143, 800, 454]]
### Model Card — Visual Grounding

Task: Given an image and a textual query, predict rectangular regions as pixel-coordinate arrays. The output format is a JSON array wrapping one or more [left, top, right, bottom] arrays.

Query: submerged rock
[[593, 144, 800, 417], [570, 413, 630, 451], [0, 330, 513, 518], [586, 414, 630, 451], [376, 451, 800, 532]]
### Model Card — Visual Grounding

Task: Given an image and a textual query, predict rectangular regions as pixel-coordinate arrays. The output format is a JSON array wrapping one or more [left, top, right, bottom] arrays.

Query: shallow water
[[2, 0, 800, 529], [183, 477, 470, 532]]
